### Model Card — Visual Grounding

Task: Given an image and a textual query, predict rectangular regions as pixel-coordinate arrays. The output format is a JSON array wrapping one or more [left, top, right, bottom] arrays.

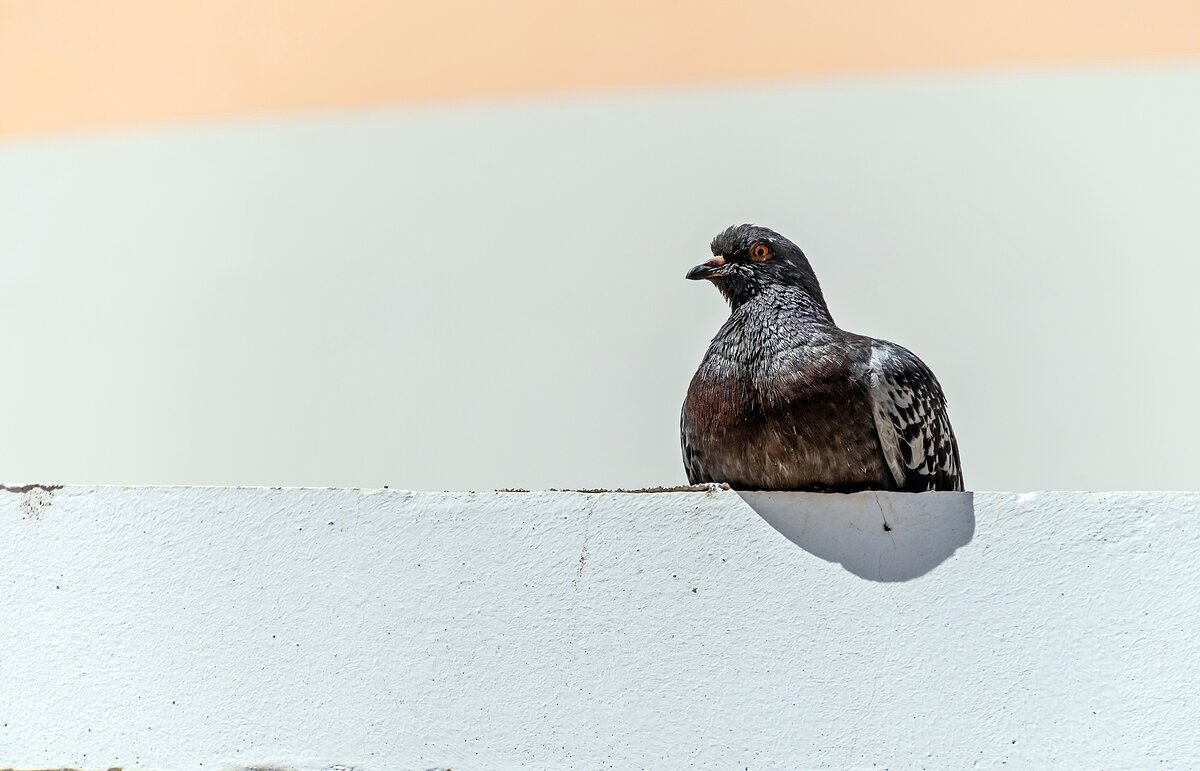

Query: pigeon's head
[[687, 224, 828, 308]]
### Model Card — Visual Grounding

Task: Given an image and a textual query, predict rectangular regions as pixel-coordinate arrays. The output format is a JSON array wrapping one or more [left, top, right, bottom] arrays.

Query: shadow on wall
[[739, 491, 975, 582]]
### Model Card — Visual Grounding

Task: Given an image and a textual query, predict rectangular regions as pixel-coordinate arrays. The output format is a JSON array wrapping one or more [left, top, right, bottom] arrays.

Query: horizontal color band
[[2, 0, 1199, 137]]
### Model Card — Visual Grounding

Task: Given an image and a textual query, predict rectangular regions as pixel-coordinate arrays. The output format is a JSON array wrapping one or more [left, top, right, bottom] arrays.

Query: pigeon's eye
[[749, 243, 771, 262]]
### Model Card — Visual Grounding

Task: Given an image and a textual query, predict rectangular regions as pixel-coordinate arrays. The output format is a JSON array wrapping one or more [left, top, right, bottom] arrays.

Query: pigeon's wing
[[866, 341, 963, 492], [680, 425, 709, 485]]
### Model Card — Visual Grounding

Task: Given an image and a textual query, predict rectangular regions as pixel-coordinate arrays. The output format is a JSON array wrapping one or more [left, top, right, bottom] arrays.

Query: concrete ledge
[[2, 487, 1198, 769]]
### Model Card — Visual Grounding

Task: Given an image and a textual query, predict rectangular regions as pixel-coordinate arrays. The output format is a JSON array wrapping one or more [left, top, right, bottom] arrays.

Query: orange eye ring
[[749, 243, 771, 262]]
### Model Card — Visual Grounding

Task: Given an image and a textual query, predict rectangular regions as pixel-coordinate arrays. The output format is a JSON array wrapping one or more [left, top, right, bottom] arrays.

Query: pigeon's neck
[[727, 283, 836, 327]]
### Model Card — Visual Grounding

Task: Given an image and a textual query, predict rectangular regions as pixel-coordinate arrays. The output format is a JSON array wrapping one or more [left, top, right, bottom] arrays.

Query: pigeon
[[681, 224, 963, 492]]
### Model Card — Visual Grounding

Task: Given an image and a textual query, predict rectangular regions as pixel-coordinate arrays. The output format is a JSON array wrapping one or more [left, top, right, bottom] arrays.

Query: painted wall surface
[[2, 486, 1198, 769], [2, 67, 1200, 492]]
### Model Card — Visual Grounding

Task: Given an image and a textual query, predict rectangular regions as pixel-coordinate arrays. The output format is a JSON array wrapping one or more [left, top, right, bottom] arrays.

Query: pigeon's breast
[[681, 364, 761, 485], [683, 343, 890, 490]]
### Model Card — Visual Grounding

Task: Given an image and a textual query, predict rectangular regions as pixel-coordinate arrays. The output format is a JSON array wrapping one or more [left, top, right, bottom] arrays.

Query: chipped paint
[[0, 483, 64, 494]]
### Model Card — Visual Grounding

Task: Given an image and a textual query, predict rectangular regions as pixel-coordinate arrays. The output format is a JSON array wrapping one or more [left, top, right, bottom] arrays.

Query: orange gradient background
[[3, 0, 1200, 137]]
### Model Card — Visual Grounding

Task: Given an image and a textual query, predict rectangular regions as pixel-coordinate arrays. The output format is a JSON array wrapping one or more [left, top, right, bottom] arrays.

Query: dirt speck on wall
[[1, 483, 63, 520]]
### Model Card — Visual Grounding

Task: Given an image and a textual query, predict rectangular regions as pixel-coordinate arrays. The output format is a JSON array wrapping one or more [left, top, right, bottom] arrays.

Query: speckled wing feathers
[[867, 342, 963, 492], [681, 422, 705, 486]]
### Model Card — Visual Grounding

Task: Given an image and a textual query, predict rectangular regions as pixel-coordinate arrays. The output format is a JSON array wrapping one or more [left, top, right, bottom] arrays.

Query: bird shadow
[[737, 490, 975, 582]]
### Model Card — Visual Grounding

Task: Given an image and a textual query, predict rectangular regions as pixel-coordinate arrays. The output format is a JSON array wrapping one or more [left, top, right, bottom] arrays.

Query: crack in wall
[[573, 497, 596, 589], [874, 492, 898, 580]]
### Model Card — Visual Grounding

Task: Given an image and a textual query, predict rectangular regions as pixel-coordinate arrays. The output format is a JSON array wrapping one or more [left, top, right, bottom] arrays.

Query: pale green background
[[2, 67, 1196, 490]]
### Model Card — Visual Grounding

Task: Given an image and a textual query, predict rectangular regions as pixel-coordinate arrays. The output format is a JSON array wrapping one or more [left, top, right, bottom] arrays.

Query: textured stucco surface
[[1, 487, 1198, 770]]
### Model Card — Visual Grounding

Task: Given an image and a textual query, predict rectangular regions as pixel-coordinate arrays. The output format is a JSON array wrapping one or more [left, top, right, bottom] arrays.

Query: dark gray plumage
[[681, 224, 963, 492]]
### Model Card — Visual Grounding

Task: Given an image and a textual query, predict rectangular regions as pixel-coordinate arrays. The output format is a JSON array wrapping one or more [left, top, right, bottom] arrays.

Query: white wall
[[2, 66, 1200, 491], [3, 486, 1197, 769]]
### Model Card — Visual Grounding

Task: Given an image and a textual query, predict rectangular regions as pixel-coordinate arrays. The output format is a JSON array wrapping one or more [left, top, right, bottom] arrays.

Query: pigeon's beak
[[686, 255, 727, 281]]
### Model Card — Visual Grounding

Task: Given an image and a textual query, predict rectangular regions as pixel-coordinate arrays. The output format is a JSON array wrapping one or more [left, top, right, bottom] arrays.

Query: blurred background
[[1, 1, 1197, 491]]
